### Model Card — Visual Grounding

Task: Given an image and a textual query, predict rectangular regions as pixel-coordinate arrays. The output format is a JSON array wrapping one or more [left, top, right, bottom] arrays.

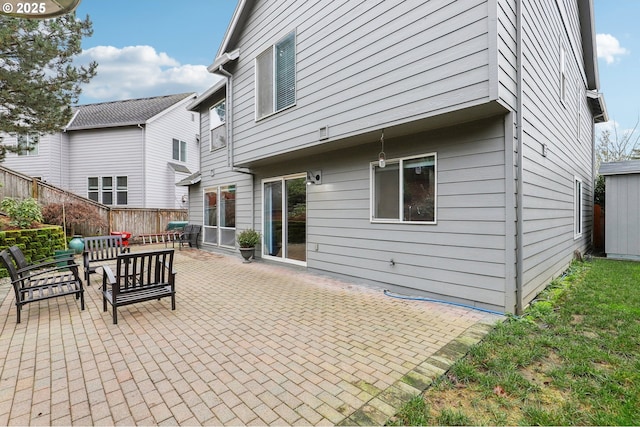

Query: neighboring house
[[2, 93, 199, 209], [183, 0, 607, 314]]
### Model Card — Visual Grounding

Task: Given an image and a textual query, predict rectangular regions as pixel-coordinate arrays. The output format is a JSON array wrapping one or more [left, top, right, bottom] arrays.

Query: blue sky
[[74, 0, 637, 138], [75, 0, 238, 103], [593, 0, 639, 138]]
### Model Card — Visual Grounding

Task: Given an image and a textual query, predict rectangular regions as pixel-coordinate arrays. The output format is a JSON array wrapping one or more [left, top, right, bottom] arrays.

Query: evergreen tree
[[0, 13, 97, 161]]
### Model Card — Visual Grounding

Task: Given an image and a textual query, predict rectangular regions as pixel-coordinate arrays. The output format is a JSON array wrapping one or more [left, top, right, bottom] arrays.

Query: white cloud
[[596, 33, 629, 64], [75, 45, 220, 103]]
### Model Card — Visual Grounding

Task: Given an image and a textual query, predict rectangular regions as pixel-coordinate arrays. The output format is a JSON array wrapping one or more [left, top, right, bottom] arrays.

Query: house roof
[[599, 160, 640, 176], [66, 93, 196, 131], [176, 171, 201, 186], [168, 162, 192, 174], [187, 79, 226, 112]]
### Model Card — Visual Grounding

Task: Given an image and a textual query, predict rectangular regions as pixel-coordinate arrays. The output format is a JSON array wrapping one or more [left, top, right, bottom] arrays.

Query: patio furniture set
[[0, 232, 181, 325]]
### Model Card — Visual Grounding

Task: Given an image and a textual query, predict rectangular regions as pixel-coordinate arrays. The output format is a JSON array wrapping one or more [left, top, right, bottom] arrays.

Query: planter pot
[[54, 249, 76, 267], [239, 247, 255, 263], [68, 235, 85, 254]]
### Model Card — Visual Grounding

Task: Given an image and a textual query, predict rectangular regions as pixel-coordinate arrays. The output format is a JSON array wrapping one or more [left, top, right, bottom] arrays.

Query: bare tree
[[595, 118, 640, 171]]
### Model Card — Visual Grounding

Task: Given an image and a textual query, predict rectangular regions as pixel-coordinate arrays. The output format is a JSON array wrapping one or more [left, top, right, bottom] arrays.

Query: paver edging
[[337, 317, 500, 426]]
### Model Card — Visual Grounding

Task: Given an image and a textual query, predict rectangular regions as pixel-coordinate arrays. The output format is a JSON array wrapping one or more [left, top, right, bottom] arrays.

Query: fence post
[[31, 178, 38, 199]]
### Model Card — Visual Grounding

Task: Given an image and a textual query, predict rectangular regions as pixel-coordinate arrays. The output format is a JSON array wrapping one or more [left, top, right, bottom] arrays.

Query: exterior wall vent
[[319, 126, 329, 140]]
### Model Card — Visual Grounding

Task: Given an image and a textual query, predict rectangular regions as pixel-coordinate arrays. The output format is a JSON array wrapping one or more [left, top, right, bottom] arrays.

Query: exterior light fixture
[[378, 129, 386, 168], [306, 170, 322, 185]]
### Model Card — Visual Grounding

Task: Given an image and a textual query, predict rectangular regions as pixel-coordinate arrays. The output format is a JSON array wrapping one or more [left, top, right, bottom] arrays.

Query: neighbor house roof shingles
[[66, 93, 195, 130]]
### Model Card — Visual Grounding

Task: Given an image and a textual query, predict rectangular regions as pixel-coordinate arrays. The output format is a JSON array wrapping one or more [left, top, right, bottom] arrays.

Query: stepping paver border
[[338, 319, 497, 426]]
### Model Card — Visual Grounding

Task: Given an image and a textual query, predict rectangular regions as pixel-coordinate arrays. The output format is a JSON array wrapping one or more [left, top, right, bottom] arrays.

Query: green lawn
[[389, 259, 640, 426]]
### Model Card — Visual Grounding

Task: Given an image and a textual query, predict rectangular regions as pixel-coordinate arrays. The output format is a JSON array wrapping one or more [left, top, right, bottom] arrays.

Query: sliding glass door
[[263, 175, 306, 264], [203, 185, 236, 247]]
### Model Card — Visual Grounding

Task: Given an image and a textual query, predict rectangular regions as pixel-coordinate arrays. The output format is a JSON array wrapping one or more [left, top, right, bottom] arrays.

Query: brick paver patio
[[0, 245, 501, 425]]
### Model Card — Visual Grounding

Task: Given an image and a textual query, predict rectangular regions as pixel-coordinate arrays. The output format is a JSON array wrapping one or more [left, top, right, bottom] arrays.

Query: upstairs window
[[172, 138, 187, 162], [17, 133, 39, 156], [210, 99, 226, 151], [255, 31, 296, 120], [560, 43, 568, 105]]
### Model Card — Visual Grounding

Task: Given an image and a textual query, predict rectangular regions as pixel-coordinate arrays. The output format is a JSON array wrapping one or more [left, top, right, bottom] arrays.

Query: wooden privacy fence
[[1, 165, 187, 238]]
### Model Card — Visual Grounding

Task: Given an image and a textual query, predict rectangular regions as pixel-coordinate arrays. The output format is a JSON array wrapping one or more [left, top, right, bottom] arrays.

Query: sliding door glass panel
[[220, 185, 236, 247], [263, 181, 283, 257], [204, 189, 218, 244], [286, 177, 306, 262]]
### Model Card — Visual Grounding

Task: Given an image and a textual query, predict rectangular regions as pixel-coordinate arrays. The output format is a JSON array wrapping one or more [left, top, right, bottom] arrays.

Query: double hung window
[[172, 138, 187, 162], [255, 31, 296, 120], [371, 154, 437, 223]]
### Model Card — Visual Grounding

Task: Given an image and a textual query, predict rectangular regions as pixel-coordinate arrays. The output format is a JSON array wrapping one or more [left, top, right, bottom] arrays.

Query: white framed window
[[88, 177, 99, 202], [172, 138, 187, 162], [255, 30, 296, 120], [574, 176, 583, 238], [87, 176, 128, 205], [210, 99, 226, 151], [116, 176, 128, 205], [17, 133, 39, 156], [371, 153, 437, 223], [203, 185, 236, 247], [560, 43, 568, 105]]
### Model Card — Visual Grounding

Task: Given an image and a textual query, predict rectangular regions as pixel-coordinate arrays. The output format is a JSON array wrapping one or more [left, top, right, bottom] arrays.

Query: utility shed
[[599, 160, 640, 260]]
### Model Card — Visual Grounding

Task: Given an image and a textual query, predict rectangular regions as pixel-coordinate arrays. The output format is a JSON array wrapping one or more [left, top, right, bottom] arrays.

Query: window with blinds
[[256, 30, 296, 119]]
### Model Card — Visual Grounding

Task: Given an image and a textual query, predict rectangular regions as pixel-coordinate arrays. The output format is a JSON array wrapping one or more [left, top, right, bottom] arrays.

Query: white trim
[[574, 176, 583, 239], [370, 152, 438, 224], [261, 173, 307, 267], [254, 30, 297, 121], [203, 184, 237, 248]]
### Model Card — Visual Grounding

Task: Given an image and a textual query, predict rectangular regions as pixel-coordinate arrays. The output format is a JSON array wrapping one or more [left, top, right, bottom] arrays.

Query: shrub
[[0, 197, 43, 229], [41, 202, 107, 236], [237, 229, 261, 248]]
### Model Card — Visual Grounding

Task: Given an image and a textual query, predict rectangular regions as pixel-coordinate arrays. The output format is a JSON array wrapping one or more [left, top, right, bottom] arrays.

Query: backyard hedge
[[0, 226, 66, 278]]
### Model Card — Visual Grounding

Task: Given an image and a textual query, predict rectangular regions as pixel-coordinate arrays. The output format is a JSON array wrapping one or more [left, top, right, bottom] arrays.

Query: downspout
[[59, 132, 63, 186], [515, 0, 524, 315], [138, 123, 146, 207], [217, 64, 256, 228]]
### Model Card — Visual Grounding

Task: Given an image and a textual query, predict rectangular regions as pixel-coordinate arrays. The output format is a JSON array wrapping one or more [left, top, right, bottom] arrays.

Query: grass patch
[[389, 259, 640, 426]]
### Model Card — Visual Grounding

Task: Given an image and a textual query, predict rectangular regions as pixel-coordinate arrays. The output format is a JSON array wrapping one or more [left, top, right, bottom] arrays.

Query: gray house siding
[[519, 0, 594, 304], [198, 0, 603, 313], [188, 89, 254, 252], [67, 127, 145, 207], [145, 97, 199, 209], [250, 117, 508, 311], [230, 0, 494, 166], [1, 132, 70, 187], [496, 0, 517, 109]]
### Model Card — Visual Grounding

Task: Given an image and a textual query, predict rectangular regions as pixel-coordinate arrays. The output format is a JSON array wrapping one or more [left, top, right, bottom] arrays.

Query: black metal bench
[[83, 235, 130, 286], [179, 224, 202, 249], [101, 249, 176, 324], [0, 246, 85, 324]]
